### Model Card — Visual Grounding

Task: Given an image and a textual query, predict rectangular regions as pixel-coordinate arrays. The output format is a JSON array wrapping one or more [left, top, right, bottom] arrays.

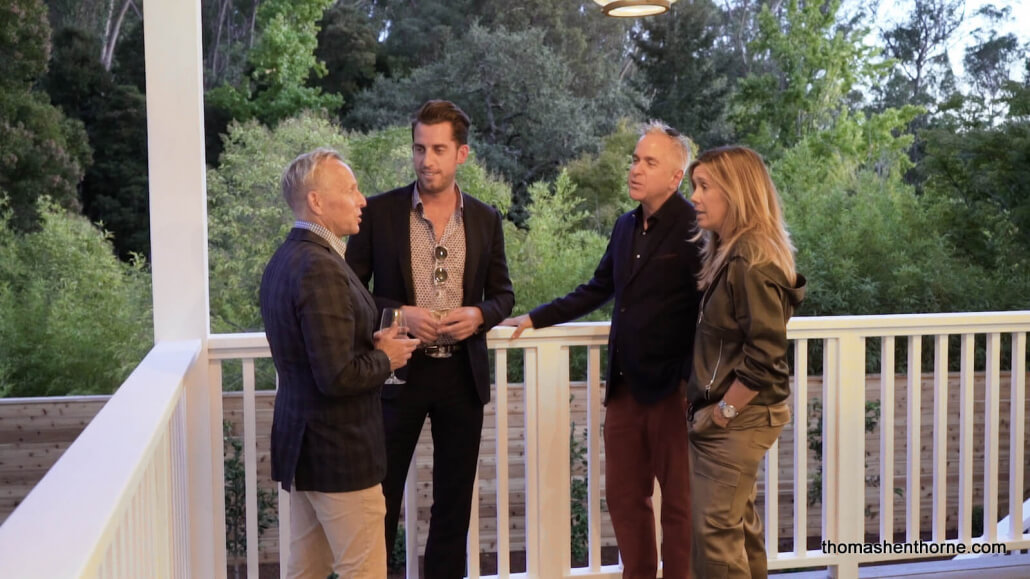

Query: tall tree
[[876, 0, 963, 111], [363, 0, 476, 76], [346, 24, 642, 219], [46, 0, 141, 71], [205, 0, 342, 162], [314, 1, 380, 117], [961, 4, 1021, 124], [477, 1, 633, 98], [728, 0, 890, 158], [203, 0, 261, 89], [631, 0, 732, 146], [43, 27, 150, 260], [0, 0, 90, 231]]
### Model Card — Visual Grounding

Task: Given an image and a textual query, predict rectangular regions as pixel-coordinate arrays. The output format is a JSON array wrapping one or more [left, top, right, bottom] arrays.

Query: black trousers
[[382, 349, 484, 579]]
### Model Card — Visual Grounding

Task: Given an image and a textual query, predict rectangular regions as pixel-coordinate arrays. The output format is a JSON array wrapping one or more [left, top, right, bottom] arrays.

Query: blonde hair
[[281, 148, 345, 212], [689, 146, 796, 289]]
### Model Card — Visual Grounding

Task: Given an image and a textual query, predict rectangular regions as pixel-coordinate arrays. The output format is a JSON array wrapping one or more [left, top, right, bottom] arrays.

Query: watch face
[[720, 402, 736, 418]]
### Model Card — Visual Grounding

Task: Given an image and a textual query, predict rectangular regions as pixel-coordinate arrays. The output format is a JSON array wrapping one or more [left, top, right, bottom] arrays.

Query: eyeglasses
[[433, 245, 448, 285]]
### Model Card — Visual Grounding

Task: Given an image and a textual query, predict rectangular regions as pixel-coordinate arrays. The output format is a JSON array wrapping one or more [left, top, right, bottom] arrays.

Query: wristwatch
[[717, 399, 738, 420]]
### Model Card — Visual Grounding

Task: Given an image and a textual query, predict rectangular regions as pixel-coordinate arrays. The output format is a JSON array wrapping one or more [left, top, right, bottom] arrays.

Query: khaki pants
[[688, 403, 789, 579], [286, 484, 387, 579]]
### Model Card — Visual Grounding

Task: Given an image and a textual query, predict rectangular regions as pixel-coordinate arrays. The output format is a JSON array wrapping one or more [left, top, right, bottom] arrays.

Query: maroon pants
[[604, 387, 692, 579]]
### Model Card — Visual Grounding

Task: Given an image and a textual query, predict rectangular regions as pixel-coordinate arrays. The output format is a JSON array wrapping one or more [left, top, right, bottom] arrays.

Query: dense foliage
[[0, 198, 152, 397], [2, 0, 1029, 396]]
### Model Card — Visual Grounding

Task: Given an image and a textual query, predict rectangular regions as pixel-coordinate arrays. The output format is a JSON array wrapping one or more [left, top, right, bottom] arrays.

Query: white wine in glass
[[427, 309, 452, 358], [380, 308, 408, 384]]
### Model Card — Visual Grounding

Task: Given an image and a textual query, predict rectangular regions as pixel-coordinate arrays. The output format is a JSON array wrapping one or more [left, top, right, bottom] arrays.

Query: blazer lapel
[[394, 185, 417, 305], [461, 194, 481, 306], [615, 211, 636, 288], [354, 268, 379, 315]]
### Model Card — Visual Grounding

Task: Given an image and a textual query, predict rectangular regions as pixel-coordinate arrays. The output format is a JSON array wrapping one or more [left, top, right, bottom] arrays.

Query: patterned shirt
[[410, 184, 466, 345], [294, 220, 347, 259]]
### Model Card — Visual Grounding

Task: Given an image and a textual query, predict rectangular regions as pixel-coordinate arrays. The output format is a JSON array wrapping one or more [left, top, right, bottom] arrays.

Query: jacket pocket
[[768, 402, 791, 427]]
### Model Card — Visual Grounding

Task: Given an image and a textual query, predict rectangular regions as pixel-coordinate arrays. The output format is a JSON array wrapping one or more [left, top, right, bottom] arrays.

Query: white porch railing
[[1, 313, 1026, 578], [208, 311, 1030, 579], [0, 340, 201, 578]]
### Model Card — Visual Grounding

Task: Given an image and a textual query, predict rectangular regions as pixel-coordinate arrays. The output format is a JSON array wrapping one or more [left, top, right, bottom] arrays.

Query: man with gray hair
[[503, 122, 702, 578], [261, 148, 418, 579]]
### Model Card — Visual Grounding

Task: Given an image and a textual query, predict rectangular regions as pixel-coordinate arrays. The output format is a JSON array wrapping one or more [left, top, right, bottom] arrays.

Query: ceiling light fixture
[[594, 0, 676, 18]]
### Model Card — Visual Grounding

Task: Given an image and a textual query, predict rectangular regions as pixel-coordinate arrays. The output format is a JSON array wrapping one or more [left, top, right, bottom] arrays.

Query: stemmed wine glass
[[427, 308, 452, 358], [380, 308, 409, 384]]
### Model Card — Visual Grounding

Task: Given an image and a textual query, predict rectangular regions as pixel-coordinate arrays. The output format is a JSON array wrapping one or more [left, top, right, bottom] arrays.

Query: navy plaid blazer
[[260, 228, 392, 492]]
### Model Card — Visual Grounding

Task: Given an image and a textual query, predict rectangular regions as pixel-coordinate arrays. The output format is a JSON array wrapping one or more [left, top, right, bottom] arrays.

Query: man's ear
[[456, 143, 470, 165], [672, 168, 685, 189], [306, 189, 323, 216]]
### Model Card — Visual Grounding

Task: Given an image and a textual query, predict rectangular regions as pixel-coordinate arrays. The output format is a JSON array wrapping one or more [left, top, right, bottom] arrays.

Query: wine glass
[[427, 309, 452, 358], [380, 308, 408, 384]]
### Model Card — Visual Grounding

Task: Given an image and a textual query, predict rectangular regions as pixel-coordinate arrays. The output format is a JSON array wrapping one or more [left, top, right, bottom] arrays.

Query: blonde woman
[[686, 146, 806, 578]]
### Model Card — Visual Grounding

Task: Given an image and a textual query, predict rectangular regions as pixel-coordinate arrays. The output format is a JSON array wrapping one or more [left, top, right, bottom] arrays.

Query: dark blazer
[[345, 182, 515, 404], [528, 193, 702, 404], [260, 228, 392, 492]]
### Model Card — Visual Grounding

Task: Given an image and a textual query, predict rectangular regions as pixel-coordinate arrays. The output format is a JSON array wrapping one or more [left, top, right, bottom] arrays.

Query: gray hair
[[281, 148, 345, 211], [641, 120, 693, 173]]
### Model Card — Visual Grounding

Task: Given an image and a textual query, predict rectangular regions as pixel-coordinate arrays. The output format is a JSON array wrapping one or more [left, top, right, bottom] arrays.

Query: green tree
[[44, 0, 139, 70], [205, 0, 342, 161], [729, 0, 889, 159], [918, 115, 1030, 305], [43, 27, 150, 260], [347, 24, 635, 220], [876, 0, 962, 112], [563, 120, 639, 234], [776, 128, 1008, 315], [314, 1, 380, 117], [363, 0, 476, 75], [0, 0, 90, 231], [505, 172, 610, 319], [961, 5, 1021, 124], [631, 0, 732, 146], [0, 197, 152, 397], [476, 0, 633, 98], [203, 0, 262, 89]]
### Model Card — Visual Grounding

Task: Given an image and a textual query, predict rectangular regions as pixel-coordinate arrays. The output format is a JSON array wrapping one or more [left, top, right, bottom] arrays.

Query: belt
[[421, 343, 463, 356]]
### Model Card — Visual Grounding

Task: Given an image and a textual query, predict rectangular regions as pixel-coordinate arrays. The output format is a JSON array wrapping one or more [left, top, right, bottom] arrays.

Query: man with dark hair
[[504, 122, 702, 579], [261, 148, 418, 579], [347, 100, 514, 578]]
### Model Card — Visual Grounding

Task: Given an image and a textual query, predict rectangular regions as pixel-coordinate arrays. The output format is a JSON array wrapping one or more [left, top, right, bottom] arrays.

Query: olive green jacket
[[687, 253, 806, 410]]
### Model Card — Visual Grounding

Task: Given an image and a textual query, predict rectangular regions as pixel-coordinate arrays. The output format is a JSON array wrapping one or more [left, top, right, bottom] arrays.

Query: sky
[[868, 0, 1029, 80]]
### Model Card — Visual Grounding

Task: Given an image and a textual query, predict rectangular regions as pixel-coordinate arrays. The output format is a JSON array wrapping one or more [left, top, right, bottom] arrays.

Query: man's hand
[[499, 314, 534, 340], [439, 307, 485, 342], [374, 326, 420, 371], [401, 305, 440, 344]]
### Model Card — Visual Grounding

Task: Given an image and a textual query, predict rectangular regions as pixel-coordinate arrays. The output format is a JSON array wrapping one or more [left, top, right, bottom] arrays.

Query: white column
[[831, 334, 865, 579], [143, 0, 224, 576], [526, 341, 572, 577]]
